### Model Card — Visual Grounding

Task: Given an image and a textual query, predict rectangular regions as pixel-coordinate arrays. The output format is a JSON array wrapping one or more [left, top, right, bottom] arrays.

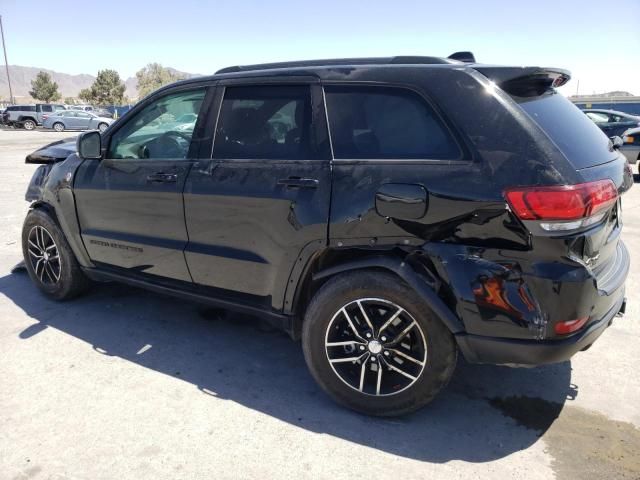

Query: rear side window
[[42, 105, 54, 112], [324, 86, 461, 160], [214, 85, 315, 160], [518, 92, 615, 169]]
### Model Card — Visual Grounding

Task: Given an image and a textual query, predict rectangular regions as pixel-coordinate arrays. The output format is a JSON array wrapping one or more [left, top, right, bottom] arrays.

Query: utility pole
[[0, 15, 14, 104]]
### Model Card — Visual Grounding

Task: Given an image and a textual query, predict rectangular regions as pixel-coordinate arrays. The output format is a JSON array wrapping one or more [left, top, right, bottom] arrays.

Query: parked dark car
[[21, 53, 632, 416], [583, 109, 640, 138]]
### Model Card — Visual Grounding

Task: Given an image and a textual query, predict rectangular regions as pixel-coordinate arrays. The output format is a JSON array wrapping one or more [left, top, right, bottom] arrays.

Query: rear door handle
[[277, 177, 319, 189], [147, 172, 177, 183]]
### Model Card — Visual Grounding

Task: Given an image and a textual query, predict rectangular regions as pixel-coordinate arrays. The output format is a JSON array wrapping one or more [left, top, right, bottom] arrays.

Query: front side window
[[213, 85, 313, 160], [324, 86, 461, 160], [108, 88, 206, 159]]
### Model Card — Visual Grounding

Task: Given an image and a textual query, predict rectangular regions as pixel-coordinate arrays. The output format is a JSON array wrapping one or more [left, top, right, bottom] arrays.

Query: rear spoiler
[[474, 66, 571, 97]]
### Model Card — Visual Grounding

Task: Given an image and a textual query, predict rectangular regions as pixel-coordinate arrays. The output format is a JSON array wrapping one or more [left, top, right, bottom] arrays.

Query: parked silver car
[[42, 110, 113, 133]]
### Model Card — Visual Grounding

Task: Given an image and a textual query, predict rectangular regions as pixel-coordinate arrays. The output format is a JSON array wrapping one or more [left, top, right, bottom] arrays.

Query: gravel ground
[[0, 129, 638, 480]]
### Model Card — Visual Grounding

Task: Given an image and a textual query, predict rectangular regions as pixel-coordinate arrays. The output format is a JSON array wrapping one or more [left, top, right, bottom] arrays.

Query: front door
[[184, 83, 332, 309], [74, 87, 209, 282]]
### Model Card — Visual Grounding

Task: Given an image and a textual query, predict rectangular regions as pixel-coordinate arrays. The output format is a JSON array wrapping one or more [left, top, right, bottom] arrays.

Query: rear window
[[517, 92, 616, 169], [324, 86, 460, 160]]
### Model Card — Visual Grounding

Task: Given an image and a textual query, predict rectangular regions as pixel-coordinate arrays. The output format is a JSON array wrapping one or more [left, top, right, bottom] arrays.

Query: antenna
[[0, 15, 14, 104]]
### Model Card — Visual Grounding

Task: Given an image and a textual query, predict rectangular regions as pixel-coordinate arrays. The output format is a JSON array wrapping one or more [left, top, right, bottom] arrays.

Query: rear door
[[74, 111, 93, 129], [74, 86, 210, 282], [63, 111, 80, 129], [183, 81, 332, 310]]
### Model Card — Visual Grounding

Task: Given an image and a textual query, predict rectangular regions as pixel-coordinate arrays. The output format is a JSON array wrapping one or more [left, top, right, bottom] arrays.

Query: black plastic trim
[[82, 267, 294, 335], [456, 293, 624, 366], [312, 255, 465, 334]]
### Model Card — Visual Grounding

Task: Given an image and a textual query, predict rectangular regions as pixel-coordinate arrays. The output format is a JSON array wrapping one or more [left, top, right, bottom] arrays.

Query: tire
[[53, 122, 65, 132], [22, 209, 90, 300], [97, 123, 108, 133], [302, 270, 457, 416], [22, 119, 36, 130]]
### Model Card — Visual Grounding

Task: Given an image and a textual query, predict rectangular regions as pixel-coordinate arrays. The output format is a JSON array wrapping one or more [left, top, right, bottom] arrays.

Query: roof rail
[[215, 55, 465, 75]]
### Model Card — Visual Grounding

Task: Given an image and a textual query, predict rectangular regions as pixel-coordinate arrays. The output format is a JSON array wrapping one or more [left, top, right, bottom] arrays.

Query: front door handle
[[147, 172, 177, 183], [278, 177, 319, 189]]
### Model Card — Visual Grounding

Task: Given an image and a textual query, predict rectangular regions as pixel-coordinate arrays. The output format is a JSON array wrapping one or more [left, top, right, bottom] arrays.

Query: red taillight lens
[[554, 317, 588, 335], [505, 180, 618, 221]]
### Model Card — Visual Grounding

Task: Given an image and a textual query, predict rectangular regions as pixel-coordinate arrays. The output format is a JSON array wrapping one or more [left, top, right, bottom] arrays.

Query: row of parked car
[[582, 108, 640, 172], [1, 103, 115, 132]]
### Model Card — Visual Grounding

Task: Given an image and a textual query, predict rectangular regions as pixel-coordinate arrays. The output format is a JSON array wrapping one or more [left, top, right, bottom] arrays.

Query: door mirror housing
[[610, 136, 624, 150], [77, 130, 102, 159]]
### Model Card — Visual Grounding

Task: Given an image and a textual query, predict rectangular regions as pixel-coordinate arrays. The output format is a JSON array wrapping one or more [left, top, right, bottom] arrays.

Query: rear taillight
[[504, 179, 618, 232], [554, 317, 588, 335], [624, 135, 634, 144]]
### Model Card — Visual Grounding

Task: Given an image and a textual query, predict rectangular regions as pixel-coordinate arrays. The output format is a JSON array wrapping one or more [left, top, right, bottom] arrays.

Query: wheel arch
[[289, 250, 465, 340], [18, 115, 37, 124]]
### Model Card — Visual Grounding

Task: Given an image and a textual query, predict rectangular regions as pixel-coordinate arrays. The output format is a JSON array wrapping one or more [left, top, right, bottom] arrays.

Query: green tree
[[64, 96, 77, 105], [135, 63, 185, 98], [80, 69, 126, 106], [78, 88, 93, 103], [29, 71, 61, 103]]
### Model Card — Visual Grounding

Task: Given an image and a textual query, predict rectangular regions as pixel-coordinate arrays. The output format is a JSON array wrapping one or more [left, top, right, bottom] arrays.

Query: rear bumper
[[456, 293, 625, 366]]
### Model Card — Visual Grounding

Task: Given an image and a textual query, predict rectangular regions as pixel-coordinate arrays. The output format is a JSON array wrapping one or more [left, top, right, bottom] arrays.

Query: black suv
[[22, 53, 632, 416]]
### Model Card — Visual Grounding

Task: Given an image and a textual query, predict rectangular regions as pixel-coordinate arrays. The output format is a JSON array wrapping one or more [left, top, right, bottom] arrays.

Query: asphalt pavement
[[0, 129, 638, 480]]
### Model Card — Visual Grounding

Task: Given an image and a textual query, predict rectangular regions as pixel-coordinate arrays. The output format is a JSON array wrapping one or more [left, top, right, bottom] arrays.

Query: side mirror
[[77, 130, 102, 159], [610, 136, 624, 150]]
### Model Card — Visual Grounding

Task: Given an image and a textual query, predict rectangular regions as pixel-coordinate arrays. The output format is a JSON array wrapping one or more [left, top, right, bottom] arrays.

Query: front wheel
[[302, 270, 457, 416], [53, 122, 65, 132], [22, 209, 90, 300]]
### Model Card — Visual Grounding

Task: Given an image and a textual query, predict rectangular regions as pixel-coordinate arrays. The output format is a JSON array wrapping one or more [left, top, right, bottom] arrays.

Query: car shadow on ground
[[0, 270, 577, 463]]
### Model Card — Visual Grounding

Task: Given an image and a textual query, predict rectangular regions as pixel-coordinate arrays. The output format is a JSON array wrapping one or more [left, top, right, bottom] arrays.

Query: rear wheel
[[22, 119, 36, 130], [302, 270, 457, 416], [22, 209, 90, 300], [97, 123, 108, 133], [53, 122, 65, 132]]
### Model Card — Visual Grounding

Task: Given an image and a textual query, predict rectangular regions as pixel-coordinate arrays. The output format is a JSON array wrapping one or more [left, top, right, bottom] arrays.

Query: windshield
[[517, 91, 616, 169]]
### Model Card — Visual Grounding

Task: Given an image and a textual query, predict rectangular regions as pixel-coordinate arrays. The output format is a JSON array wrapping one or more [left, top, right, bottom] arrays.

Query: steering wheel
[[139, 130, 192, 159]]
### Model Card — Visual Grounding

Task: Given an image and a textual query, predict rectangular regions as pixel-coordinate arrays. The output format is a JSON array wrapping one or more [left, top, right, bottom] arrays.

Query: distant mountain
[[0, 65, 201, 103]]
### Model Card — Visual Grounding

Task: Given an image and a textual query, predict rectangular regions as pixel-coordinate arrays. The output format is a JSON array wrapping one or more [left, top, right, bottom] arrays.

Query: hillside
[[0, 65, 200, 103]]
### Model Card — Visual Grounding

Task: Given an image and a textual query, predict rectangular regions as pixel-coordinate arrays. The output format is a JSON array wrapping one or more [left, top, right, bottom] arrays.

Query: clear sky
[[1, 0, 638, 95]]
